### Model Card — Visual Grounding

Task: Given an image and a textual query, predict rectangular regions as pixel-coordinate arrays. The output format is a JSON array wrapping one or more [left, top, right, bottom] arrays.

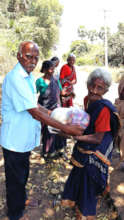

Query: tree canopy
[[65, 23, 124, 66], [0, 0, 63, 58]]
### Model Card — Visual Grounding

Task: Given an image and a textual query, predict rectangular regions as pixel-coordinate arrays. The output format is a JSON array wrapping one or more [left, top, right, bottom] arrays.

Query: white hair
[[18, 41, 39, 56], [87, 68, 112, 89], [67, 53, 76, 60]]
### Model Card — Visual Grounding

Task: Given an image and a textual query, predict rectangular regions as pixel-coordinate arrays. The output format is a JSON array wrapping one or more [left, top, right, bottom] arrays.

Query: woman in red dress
[[60, 54, 77, 107]]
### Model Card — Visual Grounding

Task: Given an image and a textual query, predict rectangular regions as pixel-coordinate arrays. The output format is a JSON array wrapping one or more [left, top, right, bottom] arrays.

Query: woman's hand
[[61, 88, 67, 96], [71, 92, 76, 98], [70, 79, 77, 85]]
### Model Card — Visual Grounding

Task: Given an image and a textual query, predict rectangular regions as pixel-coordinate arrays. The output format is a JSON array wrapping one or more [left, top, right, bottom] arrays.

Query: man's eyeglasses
[[25, 54, 39, 61]]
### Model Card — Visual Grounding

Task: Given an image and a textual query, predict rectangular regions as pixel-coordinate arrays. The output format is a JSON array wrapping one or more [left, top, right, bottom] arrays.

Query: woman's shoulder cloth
[[100, 99, 121, 137], [87, 99, 121, 137]]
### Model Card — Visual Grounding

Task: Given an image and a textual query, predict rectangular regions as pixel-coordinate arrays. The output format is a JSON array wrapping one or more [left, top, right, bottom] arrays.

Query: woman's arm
[[74, 132, 105, 145], [70, 78, 77, 85], [71, 68, 77, 85]]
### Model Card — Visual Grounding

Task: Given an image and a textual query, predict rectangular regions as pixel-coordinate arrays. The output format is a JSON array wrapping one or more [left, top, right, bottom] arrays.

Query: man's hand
[[63, 124, 84, 136], [57, 131, 72, 139], [28, 108, 83, 136]]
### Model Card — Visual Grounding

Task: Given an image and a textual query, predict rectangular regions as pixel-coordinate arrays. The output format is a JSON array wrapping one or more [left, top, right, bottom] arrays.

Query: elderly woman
[[59, 53, 77, 107], [61, 68, 120, 220]]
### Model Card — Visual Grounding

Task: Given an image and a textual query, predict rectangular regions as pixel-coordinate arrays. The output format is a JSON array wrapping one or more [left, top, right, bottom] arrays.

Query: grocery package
[[48, 106, 90, 134]]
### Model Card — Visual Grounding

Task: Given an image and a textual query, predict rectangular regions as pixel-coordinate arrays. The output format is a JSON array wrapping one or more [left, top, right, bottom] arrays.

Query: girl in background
[[36, 60, 65, 159]]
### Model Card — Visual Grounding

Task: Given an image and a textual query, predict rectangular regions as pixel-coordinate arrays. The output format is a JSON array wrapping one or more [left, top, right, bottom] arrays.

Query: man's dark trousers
[[3, 148, 31, 220]]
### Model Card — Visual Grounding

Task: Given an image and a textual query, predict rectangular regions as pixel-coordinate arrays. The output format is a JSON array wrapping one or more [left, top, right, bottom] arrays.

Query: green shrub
[[76, 56, 95, 66], [9, 19, 15, 28]]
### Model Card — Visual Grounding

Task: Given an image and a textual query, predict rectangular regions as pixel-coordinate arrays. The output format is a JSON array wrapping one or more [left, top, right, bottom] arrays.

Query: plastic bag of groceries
[[48, 106, 90, 134]]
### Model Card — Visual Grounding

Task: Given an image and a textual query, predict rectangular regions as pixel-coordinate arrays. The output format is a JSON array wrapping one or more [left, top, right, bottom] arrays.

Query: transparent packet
[[48, 106, 90, 134]]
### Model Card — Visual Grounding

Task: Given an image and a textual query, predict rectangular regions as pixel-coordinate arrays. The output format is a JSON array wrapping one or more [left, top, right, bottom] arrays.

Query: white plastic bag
[[48, 106, 90, 133]]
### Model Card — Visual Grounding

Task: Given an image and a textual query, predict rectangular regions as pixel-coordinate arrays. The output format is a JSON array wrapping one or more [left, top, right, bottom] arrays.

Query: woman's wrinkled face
[[87, 78, 107, 102]]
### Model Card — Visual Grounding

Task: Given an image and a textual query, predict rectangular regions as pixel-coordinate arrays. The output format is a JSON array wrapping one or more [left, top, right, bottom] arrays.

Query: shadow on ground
[[0, 142, 123, 220]]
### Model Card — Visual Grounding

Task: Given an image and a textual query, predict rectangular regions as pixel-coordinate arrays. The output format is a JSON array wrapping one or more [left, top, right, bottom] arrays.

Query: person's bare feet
[[19, 213, 30, 220], [61, 199, 75, 208]]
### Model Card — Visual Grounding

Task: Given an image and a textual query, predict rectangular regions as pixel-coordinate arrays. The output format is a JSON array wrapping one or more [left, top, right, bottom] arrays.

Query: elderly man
[[0, 41, 83, 220]]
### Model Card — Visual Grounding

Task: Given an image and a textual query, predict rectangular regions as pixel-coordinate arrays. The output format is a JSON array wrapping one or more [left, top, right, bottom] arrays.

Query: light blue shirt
[[0, 62, 41, 152]]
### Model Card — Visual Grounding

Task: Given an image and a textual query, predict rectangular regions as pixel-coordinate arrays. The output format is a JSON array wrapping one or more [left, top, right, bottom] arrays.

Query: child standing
[[36, 60, 65, 159], [115, 76, 124, 168]]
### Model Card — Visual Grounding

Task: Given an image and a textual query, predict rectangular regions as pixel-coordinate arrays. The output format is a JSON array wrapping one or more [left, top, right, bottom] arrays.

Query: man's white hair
[[18, 41, 39, 56], [87, 68, 112, 89]]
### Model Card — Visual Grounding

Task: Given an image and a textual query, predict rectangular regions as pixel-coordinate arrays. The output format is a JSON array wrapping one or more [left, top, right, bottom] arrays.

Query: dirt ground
[[0, 139, 121, 220]]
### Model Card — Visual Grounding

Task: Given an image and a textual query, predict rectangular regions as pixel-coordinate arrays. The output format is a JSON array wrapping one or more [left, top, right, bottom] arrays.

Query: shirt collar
[[17, 62, 32, 78]]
